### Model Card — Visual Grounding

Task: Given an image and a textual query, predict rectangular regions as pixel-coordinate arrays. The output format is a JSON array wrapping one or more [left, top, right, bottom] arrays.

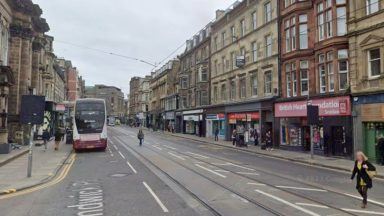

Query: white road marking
[[255, 189, 321, 216], [236, 172, 259, 176], [168, 152, 185, 160], [247, 182, 266, 186], [109, 140, 114, 145], [341, 208, 384, 215], [113, 145, 118, 150], [214, 169, 230, 173], [126, 161, 137, 174], [152, 145, 163, 150], [186, 152, 209, 159], [220, 162, 255, 171], [143, 182, 169, 213], [118, 151, 125, 159], [164, 145, 177, 150], [195, 164, 227, 178], [275, 186, 327, 192], [231, 194, 249, 203], [110, 154, 114, 157], [295, 203, 329, 209], [343, 193, 384, 207]]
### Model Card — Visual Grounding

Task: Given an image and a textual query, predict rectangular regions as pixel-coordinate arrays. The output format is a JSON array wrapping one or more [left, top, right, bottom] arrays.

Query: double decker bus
[[73, 98, 107, 151]]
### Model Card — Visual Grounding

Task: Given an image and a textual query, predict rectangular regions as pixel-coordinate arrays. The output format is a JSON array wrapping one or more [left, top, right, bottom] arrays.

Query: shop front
[[275, 96, 353, 158], [353, 93, 384, 163], [206, 113, 225, 140], [165, 111, 175, 132], [182, 109, 205, 136]]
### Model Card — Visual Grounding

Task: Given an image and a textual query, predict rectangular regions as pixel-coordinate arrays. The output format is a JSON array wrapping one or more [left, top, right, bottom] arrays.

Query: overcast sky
[[33, 0, 235, 96]]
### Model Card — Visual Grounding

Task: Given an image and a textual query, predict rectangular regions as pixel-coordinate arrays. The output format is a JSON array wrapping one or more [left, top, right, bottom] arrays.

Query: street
[[0, 126, 383, 216]]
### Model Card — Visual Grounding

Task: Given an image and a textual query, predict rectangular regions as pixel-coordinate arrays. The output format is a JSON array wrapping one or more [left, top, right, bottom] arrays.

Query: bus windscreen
[[75, 101, 105, 134]]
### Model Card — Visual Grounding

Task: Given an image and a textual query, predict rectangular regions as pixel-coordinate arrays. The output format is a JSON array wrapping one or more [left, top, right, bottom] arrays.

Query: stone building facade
[[7, 0, 50, 144], [177, 24, 211, 135], [209, 0, 279, 141], [348, 0, 384, 162], [275, 0, 351, 157], [84, 85, 124, 118], [129, 76, 141, 123], [149, 60, 179, 130], [128, 76, 151, 126]]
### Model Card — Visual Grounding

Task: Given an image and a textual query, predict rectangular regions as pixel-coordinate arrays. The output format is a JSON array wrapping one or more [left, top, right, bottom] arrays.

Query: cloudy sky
[[33, 0, 235, 96]]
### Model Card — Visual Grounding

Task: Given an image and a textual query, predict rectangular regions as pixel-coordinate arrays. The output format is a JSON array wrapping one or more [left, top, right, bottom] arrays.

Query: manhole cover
[[110, 173, 129, 178]]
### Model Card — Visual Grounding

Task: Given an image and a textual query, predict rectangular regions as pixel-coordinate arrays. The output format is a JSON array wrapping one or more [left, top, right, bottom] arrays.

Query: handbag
[[367, 170, 377, 179]]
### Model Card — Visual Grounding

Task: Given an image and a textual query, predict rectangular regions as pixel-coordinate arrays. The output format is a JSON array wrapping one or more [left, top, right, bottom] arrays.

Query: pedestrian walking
[[138, 129, 144, 146], [351, 151, 377, 208], [42, 129, 50, 151], [214, 127, 219, 141], [232, 129, 237, 146], [377, 134, 384, 165], [266, 130, 273, 151], [254, 129, 259, 146], [54, 127, 64, 151]]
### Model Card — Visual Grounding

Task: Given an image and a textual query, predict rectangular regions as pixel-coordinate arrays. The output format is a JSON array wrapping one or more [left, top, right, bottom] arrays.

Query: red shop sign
[[274, 96, 351, 117], [228, 112, 260, 120]]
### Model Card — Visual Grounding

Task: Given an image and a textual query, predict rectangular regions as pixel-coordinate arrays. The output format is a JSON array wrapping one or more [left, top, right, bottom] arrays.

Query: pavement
[[0, 139, 72, 194], [149, 129, 384, 179], [0, 147, 28, 167]]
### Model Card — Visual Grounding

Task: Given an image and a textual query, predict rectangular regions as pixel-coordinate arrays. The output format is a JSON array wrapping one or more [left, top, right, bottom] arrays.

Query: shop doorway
[[331, 126, 346, 156]]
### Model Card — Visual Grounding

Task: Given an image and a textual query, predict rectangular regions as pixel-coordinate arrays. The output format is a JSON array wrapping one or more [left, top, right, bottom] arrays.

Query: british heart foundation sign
[[275, 96, 351, 117]]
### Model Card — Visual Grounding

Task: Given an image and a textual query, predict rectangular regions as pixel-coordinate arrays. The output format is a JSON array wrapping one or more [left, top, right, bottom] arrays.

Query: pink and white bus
[[73, 98, 107, 151]]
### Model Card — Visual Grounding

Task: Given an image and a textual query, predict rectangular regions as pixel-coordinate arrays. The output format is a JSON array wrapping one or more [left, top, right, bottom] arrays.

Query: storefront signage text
[[275, 96, 351, 117]]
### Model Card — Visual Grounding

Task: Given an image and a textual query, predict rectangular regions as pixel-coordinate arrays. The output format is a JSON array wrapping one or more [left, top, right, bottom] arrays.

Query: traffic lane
[[139, 134, 384, 215], [107, 134, 200, 216], [139, 129, 384, 202], [112, 133, 279, 216], [0, 143, 196, 216]]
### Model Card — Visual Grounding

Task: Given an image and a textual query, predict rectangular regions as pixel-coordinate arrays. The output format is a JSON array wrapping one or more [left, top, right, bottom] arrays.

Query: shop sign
[[275, 96, 351, 117], [183, 109, 203, 115], [55, 104, 65, 112], [206, 113, 226, 120], [165, 112, 175, 120], [228, 112, 259, 120], [183, 115, 199, 121]]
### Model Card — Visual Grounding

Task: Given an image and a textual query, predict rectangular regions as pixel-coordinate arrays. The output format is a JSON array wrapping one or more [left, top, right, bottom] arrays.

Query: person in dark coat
[[232, 129, 237, 146], [254, 129, 259, 146], [54, 127, 64, 151], [214, 127, 219, 141], [377, 135, 384, 165], [351, 151, 376, 208], [42, 129, 50, 151], [138, 130, 144, 146]]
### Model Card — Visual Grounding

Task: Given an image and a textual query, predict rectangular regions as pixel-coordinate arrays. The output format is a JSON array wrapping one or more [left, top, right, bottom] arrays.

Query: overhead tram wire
[[55, 40, 157, 67]]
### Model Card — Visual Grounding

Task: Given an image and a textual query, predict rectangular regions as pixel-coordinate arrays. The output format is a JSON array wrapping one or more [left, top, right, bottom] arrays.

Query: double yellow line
[[0, 153, 76, 200]]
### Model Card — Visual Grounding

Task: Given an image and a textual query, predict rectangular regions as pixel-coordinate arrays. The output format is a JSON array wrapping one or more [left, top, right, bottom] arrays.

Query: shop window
[[264, 71, 272, 94], [368, 48, 381, 78], [366, 0, 380, 15]]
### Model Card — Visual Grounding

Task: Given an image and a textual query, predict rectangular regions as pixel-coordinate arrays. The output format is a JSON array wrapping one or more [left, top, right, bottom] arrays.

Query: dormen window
[[366, 0, 380, 15], [368, 48, 381, 78]]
